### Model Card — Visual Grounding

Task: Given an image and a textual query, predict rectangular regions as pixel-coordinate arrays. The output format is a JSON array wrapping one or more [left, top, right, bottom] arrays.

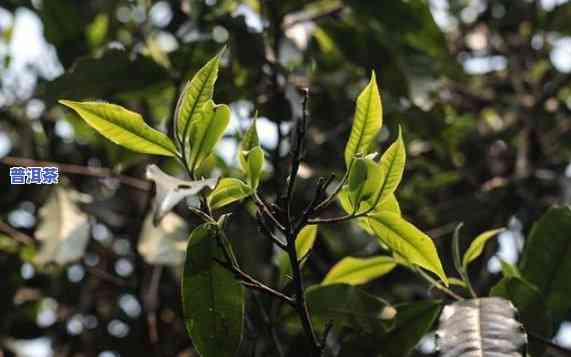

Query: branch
[[285, 88, 309, 221], [528, 331, 571, 356], [282, 89, 322, 356], [0, 220, 34, 245], [256, 211, 287, 250], [214, 258, 294, 306], [252, 292, 285, 357], [143, 266, 164, 357]]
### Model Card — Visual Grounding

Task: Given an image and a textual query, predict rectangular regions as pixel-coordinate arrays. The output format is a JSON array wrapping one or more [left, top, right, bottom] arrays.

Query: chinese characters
[[9, 166, 59, 184]]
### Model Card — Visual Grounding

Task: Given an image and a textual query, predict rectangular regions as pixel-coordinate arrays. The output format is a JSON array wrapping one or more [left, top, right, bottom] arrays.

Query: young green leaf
[[344, 71, 382, 167], [187, 101, 231, 172], [462, 228, 505, 269], [244, 146, 264, 189], [367, 212, 448, 285], [274, 225, 318, 281], [175, 52, 221, 144], [321, 256, 396, 286], [359, 159, 386, 209], [295, 224, 318, 263], [59, 100, 176, 156], [338, 190, 401, 234], [207, 178, 253, 210], [381, 194, 401, 215], [347, 157, 369, 208], [239, 118, 260, 156], [182, 223, 244, 357], [238, 119, 264, 189], [374, 127, 406, 206], [448, 277, 468, 288]]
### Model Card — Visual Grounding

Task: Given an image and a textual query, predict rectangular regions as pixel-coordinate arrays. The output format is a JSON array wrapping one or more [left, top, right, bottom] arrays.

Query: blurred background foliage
[[1, 0, 571, 356]]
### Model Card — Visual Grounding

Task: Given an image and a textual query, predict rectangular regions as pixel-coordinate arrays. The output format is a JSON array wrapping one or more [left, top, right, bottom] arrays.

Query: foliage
[[1, 1, 571, 356]]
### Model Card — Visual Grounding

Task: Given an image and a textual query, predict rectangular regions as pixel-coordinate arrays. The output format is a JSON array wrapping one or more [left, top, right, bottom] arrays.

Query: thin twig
[[528, 331, 571, 356], [254, 193, 286, 232], [214, 231, 294, 306], [256, 211, 287, 250], [412, 266, 463, 301], [285, 88, 309, 222], [281, 89, 322, 356], [143, 266, 164, 357], [0, 220, 34, 245], [214, 258, 294, 306], [252, 292, 285, 357]]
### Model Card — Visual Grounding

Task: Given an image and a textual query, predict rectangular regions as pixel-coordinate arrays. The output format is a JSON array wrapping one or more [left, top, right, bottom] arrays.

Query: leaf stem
[[412, 266, 463, 301]]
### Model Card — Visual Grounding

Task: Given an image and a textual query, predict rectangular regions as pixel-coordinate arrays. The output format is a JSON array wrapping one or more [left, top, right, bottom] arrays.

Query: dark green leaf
[[305, 283, 396, 334], [182, 223, 244, 357], [43, 50, 168, 103], [379, 300, 443, 357], [519, 206, 571, 318], [491, 264, 551, 355]]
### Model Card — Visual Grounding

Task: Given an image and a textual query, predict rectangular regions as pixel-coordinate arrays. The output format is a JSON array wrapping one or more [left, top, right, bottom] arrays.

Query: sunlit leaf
[[344, 71, 382, 167], [182, 223, 244, 357], [275, 225, 318, 281], [238, 119, 264, 189], [138, 212, 188, 266], [207, 178, 253, 210], [338, 190, 400, 234], [244, 146, 264, 189], [187, 101, 231, 172], [347, 157, 369, 209], [239, 118, 260, 156], [374, 127, 406, 206], [59, 100, 176, 156], [368, 212, 448, 284], [296, 224, 318, 262], [146, 164, 217, 225], [175, 52, 221, 144], [321, 256, 396, 286], [462, 227, 504, 269], [35, 188, 90, 265]]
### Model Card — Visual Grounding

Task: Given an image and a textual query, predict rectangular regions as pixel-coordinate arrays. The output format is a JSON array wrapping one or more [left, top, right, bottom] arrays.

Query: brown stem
[[282, 89, 322, 356]]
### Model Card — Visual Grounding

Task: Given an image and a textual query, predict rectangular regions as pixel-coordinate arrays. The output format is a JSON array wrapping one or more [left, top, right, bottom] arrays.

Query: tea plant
[[59, 51, 571, 357]]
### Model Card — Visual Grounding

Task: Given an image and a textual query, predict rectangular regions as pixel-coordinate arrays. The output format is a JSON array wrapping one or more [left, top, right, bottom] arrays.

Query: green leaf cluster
[[339, 72, 447, 285]]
